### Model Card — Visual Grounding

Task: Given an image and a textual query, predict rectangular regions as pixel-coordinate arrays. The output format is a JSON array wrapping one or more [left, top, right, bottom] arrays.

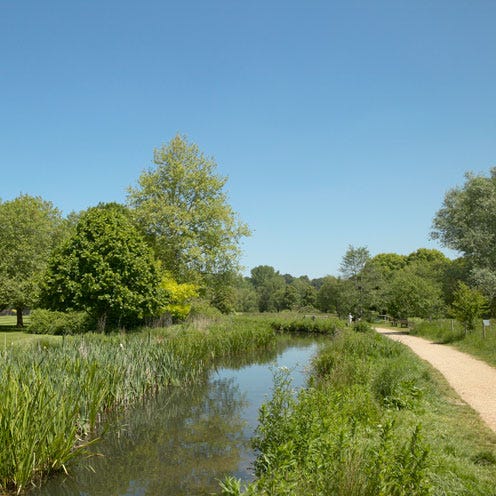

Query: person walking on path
[[376, 327, 496, 434]]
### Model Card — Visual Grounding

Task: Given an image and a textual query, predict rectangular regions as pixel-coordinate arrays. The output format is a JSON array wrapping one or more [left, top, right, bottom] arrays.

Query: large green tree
[[339, 245, 377, 318], [127, 135, 250, 283], [41, 203, 162, 331], [0, 194, 63, 327], [385, 267, 444, 319], [432, 169, 496, 269], [250, 265, 285, 312], [432, 168, 496, 310]]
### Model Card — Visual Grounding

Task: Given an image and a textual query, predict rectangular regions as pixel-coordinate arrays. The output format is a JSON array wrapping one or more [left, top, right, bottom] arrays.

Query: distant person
[[348, 313, 353, 325]]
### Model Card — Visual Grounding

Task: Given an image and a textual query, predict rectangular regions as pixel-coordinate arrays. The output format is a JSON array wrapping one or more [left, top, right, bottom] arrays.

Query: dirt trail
[[375, 327, 496, 433]]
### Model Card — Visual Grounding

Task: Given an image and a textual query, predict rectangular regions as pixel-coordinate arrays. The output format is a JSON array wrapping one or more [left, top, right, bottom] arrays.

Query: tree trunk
[[16, 308, 24, 328]]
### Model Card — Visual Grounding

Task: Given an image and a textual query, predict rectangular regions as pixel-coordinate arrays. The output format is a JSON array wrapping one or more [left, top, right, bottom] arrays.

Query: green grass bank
[[221, 325, 496, 495]]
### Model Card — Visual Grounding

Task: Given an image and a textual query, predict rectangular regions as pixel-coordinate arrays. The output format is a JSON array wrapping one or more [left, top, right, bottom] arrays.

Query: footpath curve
[[375, 327, 496, 433]]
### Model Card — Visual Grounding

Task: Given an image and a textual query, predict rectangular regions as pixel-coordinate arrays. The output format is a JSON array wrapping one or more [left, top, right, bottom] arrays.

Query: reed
[[0, 316, 276, 494]]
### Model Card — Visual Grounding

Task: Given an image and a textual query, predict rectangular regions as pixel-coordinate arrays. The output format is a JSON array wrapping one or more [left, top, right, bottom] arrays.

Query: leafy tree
[[339, 245, 370, 281], [233, 276, 258, 313], [160, 273, 199, 321], [385, 267, 444, 319], [127, 135, 250, 283], [41, 203, 162, 332], [250, 265, 285, 312], [290, 278, 317, 309], [0, 194, 63, 327], [204, 271, 238, 314], [367, 253, 407, 277], [339, 246, 375, 317], [316, 276, 341, 313], [451, 281, 488, 332], [432, 169, 496, 267]]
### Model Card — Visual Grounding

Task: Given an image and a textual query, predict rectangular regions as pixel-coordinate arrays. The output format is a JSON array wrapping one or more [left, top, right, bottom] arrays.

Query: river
[[31, 334, 325, 496]]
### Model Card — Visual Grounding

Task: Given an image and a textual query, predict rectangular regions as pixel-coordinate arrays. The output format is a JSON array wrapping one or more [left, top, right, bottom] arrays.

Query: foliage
[[339, 245, 371, 280], [315, 275, 341, 313], [0, 194, 63, 326], [385, 267, 444, 319], [127, 135, 250, 283], [41, 203, 163, 331], [222, 329, 496, 496], [432, 168, 496, 270], [250, 265, 286, 312], [28, 309, 92, 335], [451, 281, 488, 331], [339, 246, 378, 318], [432, 168, 496, 311], [233, 276, 259, 313], [160, 273, 199, 321], [270, 316, 344, 334]]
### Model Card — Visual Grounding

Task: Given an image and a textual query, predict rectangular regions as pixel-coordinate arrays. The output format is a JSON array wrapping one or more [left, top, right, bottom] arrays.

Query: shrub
[[28, 309, 92, 335], [353, 321, 373, 333], [270, 316, 344, 335]]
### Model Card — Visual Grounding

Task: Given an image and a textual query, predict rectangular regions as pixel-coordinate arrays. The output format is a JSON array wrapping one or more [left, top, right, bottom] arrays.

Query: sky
[[1, 1, 495, 279]]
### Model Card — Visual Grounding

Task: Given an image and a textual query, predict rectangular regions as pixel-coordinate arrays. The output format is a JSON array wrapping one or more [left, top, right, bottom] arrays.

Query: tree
[[385, 267, 444, 319], [339, 245, 370, 281], [160, 273, 199, 321], [367, 253, 407, 278], [250, 265, 285, 312], [339, 246, 374, 318], [233, 276, 258, 313], [432, 168, 496, 270], [127, 135, 250, 283], [316, 276, 341, 313], [0, 194, 63, 327], [41, 203, 162, 331], [451, 281, 488, 332]]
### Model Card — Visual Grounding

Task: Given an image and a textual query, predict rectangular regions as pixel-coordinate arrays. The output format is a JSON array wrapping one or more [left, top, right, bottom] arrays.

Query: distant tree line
[[232, 246, 458, 320], [233, 168, 496, 326]]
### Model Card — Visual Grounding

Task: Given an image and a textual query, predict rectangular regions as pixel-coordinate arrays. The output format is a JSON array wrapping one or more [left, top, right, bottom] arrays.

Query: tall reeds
[[0, 316, 276, 494]]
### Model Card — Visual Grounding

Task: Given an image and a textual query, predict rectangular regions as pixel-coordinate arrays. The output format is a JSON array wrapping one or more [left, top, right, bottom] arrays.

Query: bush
[[353, 321, 373, 333], [28, 309, 92, 335], [270, 316, 344, 335]]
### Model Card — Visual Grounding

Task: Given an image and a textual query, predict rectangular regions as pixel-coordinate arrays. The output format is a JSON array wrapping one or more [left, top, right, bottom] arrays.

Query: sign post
[[482, 319, 491, 339]]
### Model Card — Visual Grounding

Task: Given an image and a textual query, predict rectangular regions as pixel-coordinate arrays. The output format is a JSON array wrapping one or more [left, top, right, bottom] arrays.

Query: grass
[[0, 315, 30, 328], [220, 327, 496, 495]]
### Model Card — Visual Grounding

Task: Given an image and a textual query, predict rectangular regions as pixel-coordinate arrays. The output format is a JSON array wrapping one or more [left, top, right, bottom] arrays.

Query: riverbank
[[0, 315, 278, 495], [222, 326, 496, 495]]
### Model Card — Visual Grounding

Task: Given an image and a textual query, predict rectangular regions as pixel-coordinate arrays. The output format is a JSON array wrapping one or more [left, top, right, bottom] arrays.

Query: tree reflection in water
[[30, 335, 324, 496], [32, 377, 248, 496]]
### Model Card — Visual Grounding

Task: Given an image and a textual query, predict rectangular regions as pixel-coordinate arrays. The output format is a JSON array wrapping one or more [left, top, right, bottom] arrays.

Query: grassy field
[[0, 315, 58, 348]]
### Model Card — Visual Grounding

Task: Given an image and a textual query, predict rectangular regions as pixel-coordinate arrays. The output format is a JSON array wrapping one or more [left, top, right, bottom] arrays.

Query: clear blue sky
[[1, 1, 495, 278]]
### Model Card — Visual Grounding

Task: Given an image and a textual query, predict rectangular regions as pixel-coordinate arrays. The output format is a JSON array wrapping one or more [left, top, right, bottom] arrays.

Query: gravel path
[[375, 327, 496, 433]]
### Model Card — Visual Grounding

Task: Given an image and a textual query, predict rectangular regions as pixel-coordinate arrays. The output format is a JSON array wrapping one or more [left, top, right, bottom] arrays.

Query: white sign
[[483, 319, 491, 327]]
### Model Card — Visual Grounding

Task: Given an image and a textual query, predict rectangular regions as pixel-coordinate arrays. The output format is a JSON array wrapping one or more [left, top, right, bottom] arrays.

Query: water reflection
[[33, 378, 247, 496], [31, 335, 325, 496]]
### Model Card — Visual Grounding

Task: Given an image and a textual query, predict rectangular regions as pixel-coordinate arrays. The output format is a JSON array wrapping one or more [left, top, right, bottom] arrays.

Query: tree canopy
[[0, 194, 63, 326], [41, 203, 162, 331], [432, 168, 496, 270], [127, 135, 250, 283]]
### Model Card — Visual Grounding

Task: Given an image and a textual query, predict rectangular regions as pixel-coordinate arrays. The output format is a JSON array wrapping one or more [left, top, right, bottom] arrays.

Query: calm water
[[31, 335, 325, 496]]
